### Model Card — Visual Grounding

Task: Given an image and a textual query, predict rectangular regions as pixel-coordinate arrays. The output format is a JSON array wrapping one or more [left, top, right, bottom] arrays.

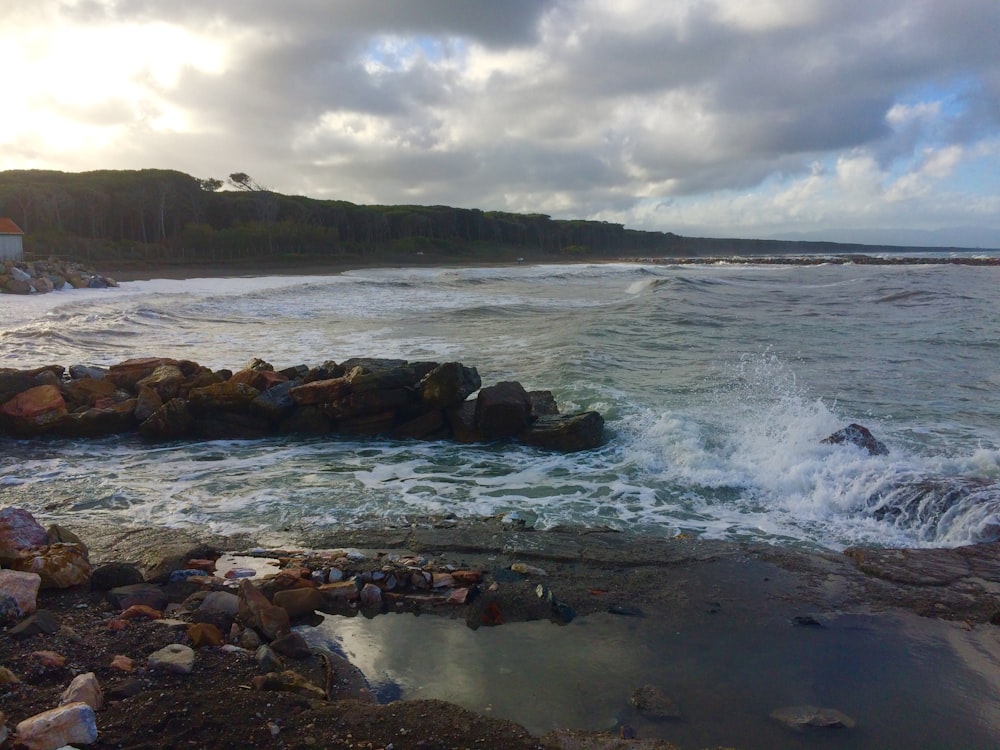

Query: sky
[[4, 0, 1000, 247]]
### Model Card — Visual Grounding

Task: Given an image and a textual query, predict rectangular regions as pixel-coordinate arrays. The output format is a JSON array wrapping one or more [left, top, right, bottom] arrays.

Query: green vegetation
[[0, 169, 680, 265]]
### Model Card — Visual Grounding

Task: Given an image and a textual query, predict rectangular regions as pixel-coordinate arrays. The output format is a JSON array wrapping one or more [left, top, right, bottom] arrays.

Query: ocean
[[2, 259, 999, 551]]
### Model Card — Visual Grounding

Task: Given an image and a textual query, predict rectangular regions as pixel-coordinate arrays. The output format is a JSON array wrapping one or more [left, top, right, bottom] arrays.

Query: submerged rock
[[770, 704, 856, 729]]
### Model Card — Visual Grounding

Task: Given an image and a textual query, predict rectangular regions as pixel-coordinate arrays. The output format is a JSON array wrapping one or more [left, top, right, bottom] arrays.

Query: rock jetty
[[0, 259, 117, 294], [0, 356, 605, 451]]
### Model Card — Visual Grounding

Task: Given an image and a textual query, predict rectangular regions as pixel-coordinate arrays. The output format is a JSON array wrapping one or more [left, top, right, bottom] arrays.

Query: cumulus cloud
[[4, 0, 1000, 245]]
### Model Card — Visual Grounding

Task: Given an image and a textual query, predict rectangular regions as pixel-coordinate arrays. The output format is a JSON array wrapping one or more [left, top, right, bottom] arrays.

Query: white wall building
[[0, 218, 24, 261]]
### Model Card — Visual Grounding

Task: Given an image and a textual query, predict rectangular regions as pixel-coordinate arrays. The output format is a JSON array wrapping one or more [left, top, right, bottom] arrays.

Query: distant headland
[[1, 169, 996, 280]]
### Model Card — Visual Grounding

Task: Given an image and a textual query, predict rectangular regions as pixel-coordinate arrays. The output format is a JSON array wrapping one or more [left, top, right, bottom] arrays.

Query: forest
[[0, 168, 687, 265]]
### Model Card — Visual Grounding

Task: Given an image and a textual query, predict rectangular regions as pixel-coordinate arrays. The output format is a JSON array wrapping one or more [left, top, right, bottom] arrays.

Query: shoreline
[[5, 517, 1000, 748], [95, 250, 1000, 282]]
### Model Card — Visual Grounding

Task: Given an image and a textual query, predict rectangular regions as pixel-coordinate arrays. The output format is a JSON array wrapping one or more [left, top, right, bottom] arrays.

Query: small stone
[[187, 622, 224, 648], [120, 604, 162, 620], [148, 643, 196, 674], [31, 650, 66, 668], [15, 702, 98, 750], [270, 632, 313, 660], [107, 678, 143, 700], [510, 563, 547, 576], [255, 644, 285, 673], [9, 609, 60, 638], [61, 672, 104, 711], [0, 666, 21, 684], [109, 654, 135, 672]]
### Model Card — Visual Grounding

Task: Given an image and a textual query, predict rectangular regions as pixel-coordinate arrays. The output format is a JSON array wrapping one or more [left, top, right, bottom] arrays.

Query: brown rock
[[474, 381, 533, 438], [0, 570, 42, 615], [237, 579, 291, 642], [518, 411, 605, 452], [10, 544, 91, 589], [61, 377, 118, 410], [138, 398, 193, 439], [106, 357, 180, 391], [60, 399, 136, 437], [136, 364, 186, 401], [187, 622, 224, 648], [418, 362, 482, 407], [120, 604, 162, 620], [289, 377, 351, 405], [134, 385, 163, 423], [273, 588, 323, 619], [187, 381, 261, 411], [0, 384, 68, 435]]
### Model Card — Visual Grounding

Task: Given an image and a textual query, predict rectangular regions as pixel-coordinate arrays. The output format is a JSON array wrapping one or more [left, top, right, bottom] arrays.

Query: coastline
[[4, 518, 1000, 748]]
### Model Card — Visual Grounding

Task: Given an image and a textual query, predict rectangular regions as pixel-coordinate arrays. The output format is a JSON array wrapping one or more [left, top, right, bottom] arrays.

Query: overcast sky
[[5, 0, 1000, 246]]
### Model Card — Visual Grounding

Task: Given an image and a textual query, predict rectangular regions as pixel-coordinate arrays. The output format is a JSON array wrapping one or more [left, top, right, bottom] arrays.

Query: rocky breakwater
[[0, 356, 605, 452], [0, 259, 117, 295]]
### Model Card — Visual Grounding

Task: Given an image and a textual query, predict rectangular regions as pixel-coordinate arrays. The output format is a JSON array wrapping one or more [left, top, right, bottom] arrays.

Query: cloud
[[4, 0, 1000, 245]]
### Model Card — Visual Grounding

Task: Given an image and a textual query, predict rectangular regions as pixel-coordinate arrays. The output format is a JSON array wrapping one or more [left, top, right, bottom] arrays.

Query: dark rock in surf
[[418, 362, 481, 407], [822, 423, 888, 456], [528, 390, 560, 417], [519, 412, 605, 452], [475, 381, 534, 438], [139, 398, 193, 440]]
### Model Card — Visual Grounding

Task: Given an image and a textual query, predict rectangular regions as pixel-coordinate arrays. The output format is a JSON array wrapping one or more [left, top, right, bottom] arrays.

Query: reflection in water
[[300, 609, 1000, 749]]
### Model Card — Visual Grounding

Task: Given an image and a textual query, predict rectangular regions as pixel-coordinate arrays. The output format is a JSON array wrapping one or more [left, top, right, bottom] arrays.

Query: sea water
[[1, 260, 999, 550]]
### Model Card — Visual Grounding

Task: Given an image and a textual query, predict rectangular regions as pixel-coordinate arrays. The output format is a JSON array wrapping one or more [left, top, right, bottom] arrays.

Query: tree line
[[0, 168, 685, 264]]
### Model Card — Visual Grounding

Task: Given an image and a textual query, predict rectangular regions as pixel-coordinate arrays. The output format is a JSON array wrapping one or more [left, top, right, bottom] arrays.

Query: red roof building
[[0, 217, 25, 261]]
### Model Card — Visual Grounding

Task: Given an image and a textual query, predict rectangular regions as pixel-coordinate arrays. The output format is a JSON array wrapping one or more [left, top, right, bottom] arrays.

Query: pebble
[[60, 672, 104, 711], [31, 650, 66, 668], [109, 655, 134, 672], [148, 643, 196, 674], [510, 563, 547, 576]]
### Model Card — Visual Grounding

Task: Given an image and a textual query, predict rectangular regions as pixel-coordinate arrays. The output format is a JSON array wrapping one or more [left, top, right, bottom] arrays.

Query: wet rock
[[60, 672, 104, 711], [475, 381, 533, 438], [289, 376, 351, 406], [418, 362, 482, 407], [256, 644, 286, 673], [15, 702, 98, 750], [9, 609, 61, 638], [511, 563, 548, 577], [133, 385, 163, 423], [607, 603, 644, 617], [0, 384, 68, 435], [770, 705, 856, 729], [528, 390, 560, 417], [0, 569, 41, 615], [631, 684, 681, 719], [148, 644, 195, 675], [9, 543, 91, 589], [822, 423, 888, 456], [60, 400, 137, 437], [60, 377, 117, 410], [136, 364, 185, 402], [106, 357, 179, 392], [519, 411, 605, 452], [138, 397, 193, 439]]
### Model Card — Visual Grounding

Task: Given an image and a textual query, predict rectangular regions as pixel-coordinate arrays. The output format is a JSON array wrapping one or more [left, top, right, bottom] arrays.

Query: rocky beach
[[2, 258, 1000, 748], [3, 507, 1000, 750]]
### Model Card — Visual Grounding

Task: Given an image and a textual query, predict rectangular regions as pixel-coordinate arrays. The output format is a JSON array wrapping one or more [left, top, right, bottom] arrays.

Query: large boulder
[[61, 377, 118, 410], [60, 400, 137, 437], [187, 381, 261, 412], [139, 398, 194, 439], [106, 357, 180, 392], [519, 412, 605, 452], [136, 364, 186, 402], [0, 385, 68, 435], [475, 381, 534, 439], [9, 543, 92, 589], [419, 362, 481, 407], [289, 377, 351, 405]]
